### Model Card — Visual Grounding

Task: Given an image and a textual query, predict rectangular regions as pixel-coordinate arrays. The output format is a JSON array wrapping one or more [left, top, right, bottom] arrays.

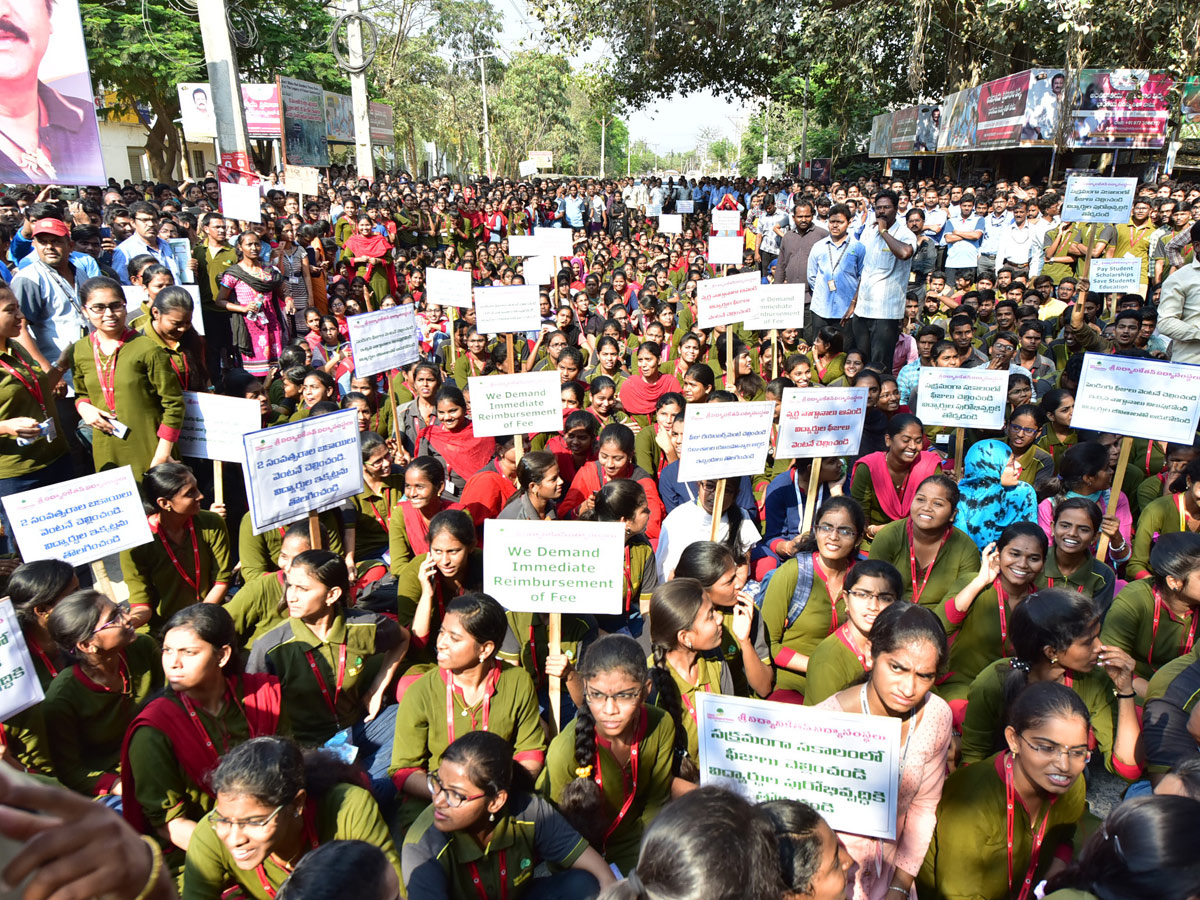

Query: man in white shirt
[[1157, 223, 1200, 364], [1029, 193, 1060, 278], [995, 202, 1036, 279], [846, 190, 917, 372]]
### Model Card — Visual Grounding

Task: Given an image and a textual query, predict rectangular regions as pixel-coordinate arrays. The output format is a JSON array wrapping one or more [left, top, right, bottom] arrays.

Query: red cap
[[31, 219, 70, 238]]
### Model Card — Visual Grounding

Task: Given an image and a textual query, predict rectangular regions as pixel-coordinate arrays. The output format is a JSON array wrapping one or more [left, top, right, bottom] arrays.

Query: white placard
[[1072, 353, 1200, 444], [1061, 176, 1138, 224], [219, 180, 262, 224], [507, 234, 541, 256], [474, 285, 541, 334], [241, 410, 364, 533], [121, 285, 144, 317], [915, 367, 1009, 430], [179, 392, 261, 463], [521, 255, 554, 288], [0, 599, 45, 721], [697, 693, 900, 840], [708, 235, 745, 266], [483, 519, 625, 614], [467, 371, 562, 437], [746, 283, 805, 331], [518, 159, 538, 177], [1088, 258, 1144, 292], [347, 304, 420, 378], [182, 285, 205, 335], [425, 267, 474, 309], [168, 239, 194, 284], [1, 467, 152, 565], [658, 214, 683, 234], [644, 204, 662, 217], [284, 164, 319, 196], [695, 271, 761, 327], [777, 387, 869, 459], [676, 200, 695, 214], [677, 401, 777, 482], [712, 210, 741, 232], [534, 227, 574, 257]]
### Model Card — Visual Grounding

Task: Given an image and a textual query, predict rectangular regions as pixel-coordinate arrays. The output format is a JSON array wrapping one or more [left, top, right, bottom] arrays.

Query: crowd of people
[[1, 165, 1200, 900]]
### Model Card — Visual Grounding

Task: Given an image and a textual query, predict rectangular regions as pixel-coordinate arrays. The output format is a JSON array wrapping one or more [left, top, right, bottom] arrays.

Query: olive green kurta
[[395, 549, 484, 666], [0, 340, 68, 478], [1129, 494, 1186, 581], [935, 577, 1020, 702], [236, 510, 344, 582], [1101, 578, 1197, 683], [223, 571, 287, 648], [868, 520, 981, 608], [648, 654, 733, 764], [759, 554, 847, 696], [802, 629, 867, 706], [712, 604, 771, 698], [3, 634, 61, 775], [499, 612, 596, 691], [348, 474, 404, 561]]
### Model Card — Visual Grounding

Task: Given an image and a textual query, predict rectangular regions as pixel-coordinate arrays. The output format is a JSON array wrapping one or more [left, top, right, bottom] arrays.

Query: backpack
[[754, 552, 816, 632]]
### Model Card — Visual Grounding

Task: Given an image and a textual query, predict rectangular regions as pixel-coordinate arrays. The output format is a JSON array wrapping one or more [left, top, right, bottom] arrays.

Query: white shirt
[[1157, 259, 1200, 365], [1029, 216, 1059, 277], [655, 502, 761, 581], [856, 219, 918, 320], [997, 221, 1036, 266]]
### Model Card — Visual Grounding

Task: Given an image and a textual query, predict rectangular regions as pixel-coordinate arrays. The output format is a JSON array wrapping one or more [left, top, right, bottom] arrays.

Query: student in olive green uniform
[[182, 737, 400, 900], [72, 277, 184, 480], [960, 589, 1141, 782], [632, 394, 682, 477], [1129, 463, 1200, 580], [403, 732, 615, 900], [1037, 499, 1116, 611], [140, 287, 209, 393], [850, 415, 942, 551], [759, 497, 860, 700], [591, 479, 658, 641], [919, 683, 1090, 900], [499, 609, 595, 719], [345, 432, 404, 573], [224, 524, 313, 649], [122, 464, 232, 633], [237, 510, 344, 582], [387, 457, 453, 571], [868, 475, 980, 608], [43, 590, 164, 797], [540, 636, 680, 875]]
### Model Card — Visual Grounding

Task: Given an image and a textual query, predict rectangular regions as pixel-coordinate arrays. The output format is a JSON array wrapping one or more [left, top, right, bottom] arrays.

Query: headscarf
[[958, 439, 1038, 550]]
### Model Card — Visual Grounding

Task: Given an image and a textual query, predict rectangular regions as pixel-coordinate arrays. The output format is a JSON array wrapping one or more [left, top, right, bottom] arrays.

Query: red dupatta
[[400, 498, 450, 556], [619, 372, 682, 416], [425, 420, 496, 478], [851, 450, 942, 521], [342, 232, 398, 295]]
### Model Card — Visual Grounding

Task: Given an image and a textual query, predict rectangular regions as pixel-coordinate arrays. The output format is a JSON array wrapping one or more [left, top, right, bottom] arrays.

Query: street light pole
[[196, 0, 253, 172], [477, 56, 492, 177]]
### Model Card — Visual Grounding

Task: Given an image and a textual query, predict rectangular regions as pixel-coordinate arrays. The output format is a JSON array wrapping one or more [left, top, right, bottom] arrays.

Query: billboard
[[1069, 69, 1173, 149], [242, 83, 281, 138], [938, 86, 980, 153], [890, 107, 919, 155], [868, 113, 893, 158], [323, 91, 355, 144], [177, 82, 281, 141], [368, 102, 394, 145], [914, 105, 940, 154], [975, 71, 1032, 149], [1018, 68, 1066, 145], [278, 77, 329, 167], [3, 0, 106, 185]]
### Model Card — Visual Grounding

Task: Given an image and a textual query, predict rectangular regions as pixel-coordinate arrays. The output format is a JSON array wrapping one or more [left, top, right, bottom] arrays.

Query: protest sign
[[708, 235, 744, 266], [915, 367, 1009, 430], [219, 179, 261, 224], [645, 204, 662, 217], [284, 164, 319, 196], [777, 388, 869, 459], [424, 267, 473, 308], [0, 598, 45, 721], [658, 214, 682, 234], [518, 159, 538, 177], [677, 200, 695, 214], [1072, 353, 1200, 444], [278, 76, 330, 167], [533, 227, 574, 257], [474, 285, 541, 334], [368, 102, 395, 145], [179, 392, 261, 463], [529, 150, 553, 168], [712, 210, 741, 231], [346, 304, 420, 378], [677, 402, 776, 482], [746, 283, 805, 331], [1061, 176, 1138, 223], [507, 234, 541, 256], [697, 693, 900, 840], [167, 239, 194, 283], [468, 371, 562, 438], [1088, 258, 1144, 292], [241, 410, 363, 533], [483, 520, 625, 615], [1, 467, 152, 564], [695, 272, 761, 327], [521, 256, 555, 287]]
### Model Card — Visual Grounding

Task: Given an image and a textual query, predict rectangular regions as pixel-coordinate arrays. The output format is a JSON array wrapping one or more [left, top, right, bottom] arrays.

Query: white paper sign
[[777, 387, 869, 459], [182, 285, 205, 335], [1088, 257, 1144, 292], [0, 599, 45, 721], [644, 204, 663, 217], [677, 401, 777, 482], [534, 227, 574, 257], [468, 371, 562, 437], [507, 234, 541, 256], [915, 367, 1009, 430], [712, 210, 741, 232], [425, 267, 474, 309], [658, 214, 683, 234], [696, 271, 761, 327], [241, 410, 364, 533], [708, 235, 745, 266], [347, 304, 420, 378], [1, 467, 152, 565], [1061, 176, 1138, 224], [697, 693, 900, 840], [483, 519, 626, 614], [179, 392, 261, 463], [168, 239, 194, 284], [1072, 353, 1200, 444], [746, 283, 805, 331], [219, 180, 262, 224], [474, 285, 541, 334], [518, 159, 538, 177], [521, 256, 554, 288], [676, 200, 695, 214], [284, 164, 319, 196]]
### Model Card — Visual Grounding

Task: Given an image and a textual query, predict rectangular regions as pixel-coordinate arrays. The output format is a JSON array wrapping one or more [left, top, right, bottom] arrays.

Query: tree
[[577, 66, 625, 177], [708, 138, 735, 170], [489, 52, 573, 176]]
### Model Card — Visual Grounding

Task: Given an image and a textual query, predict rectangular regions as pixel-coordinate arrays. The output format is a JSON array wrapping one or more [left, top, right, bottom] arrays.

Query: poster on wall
[[868, 114, 893, 158], [913, 105, 940, 154], [1070, 69, 1173, 149], [975, 71, 1033, 150], [889, 107, 919, 155], [1019, 68, 1066, 145], [937, 86, 980, 153], [323, 92, 355, 144], [368, 102, 395, 145], [1, 0, 106, 185], [278, 77, 330, 167], [178, 82, 281, 141]]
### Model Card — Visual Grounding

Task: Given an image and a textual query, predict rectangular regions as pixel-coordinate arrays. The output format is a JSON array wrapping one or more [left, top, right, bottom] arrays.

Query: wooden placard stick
[[548, 612, 562, 732], [801, 460, 822, 536], [1095, 435, 1133, 563], [308, 510, 323, 549], [953, 427, 966, 480], [709, 479, 727, 541], [91, 560, 115, 601]]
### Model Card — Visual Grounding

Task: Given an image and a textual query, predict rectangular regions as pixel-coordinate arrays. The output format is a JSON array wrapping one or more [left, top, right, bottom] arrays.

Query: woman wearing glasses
[[182, 737, 399, 900], [42, 590, 163, 800], [216, 232, 289, 380], [918, 682, 1090, 900], [1005, 404, 1055, 494], [402, 731, 615, 900], [71, 276, 185, 481]]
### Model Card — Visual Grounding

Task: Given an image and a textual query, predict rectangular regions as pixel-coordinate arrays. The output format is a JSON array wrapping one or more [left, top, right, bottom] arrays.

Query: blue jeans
[[0, 455, 77, 555], [352, 703, 399, 804]]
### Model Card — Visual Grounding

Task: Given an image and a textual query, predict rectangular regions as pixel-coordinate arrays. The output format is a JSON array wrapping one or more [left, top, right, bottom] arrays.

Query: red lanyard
[[166, 350, 189, 390], [443, 665, 500, 744], [179, 682, 247, 761], [1146, 441, 1156, 477], [907, 521, 949, 606], [366, 486, 394, 534], [678, 673, 711, 723], [1004, 752, 1054, 900], [1149, 587, 1198, 666], [995, 580, 1013, 652], [28, 640, 58, 678], [1045, 577, 1085, 595], [152, 518, 202, 602], [90, 332, 130, 413], [0, 354, 49, 419], [306, 642, 349, 721], [466, 850, 506, 900], [527, 623, 539, 680], [595, 709, 645, 844], [837, 623, 868, 670], [622, 545, 634, 613], [254, 810, 319, 898]]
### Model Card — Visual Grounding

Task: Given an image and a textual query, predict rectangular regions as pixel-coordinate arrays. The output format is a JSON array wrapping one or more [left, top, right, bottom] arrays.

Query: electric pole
[[343, 0, 375, 179], [196, 0, 253, 172]]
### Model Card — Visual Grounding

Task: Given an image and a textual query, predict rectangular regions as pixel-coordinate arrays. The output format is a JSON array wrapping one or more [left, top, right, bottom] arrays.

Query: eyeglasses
[[134, 216, 159, 224], [1008, 423, 1038, 436], [846, 588, 897, 606], [87, 302, 125, 315], [211, 804, 286, 835], [585, 688, 642, 707], [92, 601, 132, 634], [1017, 733, 1090, 763], [427, 773, 486, 808], [816, 523, 858, 538]]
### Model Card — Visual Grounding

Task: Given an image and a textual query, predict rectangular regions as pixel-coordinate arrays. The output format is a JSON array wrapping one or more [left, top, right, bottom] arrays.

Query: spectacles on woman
[[427, 773, 485, 808], [1017, 732, 1090, 763], [211, 803, 287, 835], [92, 601, 132, 634]]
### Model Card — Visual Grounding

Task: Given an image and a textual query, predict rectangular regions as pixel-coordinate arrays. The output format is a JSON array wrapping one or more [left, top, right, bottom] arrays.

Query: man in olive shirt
[[773, 201, 828, 309], [194, 213, 237, 388]]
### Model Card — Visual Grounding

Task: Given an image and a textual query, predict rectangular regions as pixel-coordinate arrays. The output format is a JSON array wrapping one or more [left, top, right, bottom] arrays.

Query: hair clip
[[574, 765, 593, 779], [1010, 658, 1031, 672]]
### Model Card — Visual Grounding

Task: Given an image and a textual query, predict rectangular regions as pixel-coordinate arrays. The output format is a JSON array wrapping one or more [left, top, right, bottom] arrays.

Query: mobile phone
[[100, 227, 111, 238], [110, 419, 130, 440]]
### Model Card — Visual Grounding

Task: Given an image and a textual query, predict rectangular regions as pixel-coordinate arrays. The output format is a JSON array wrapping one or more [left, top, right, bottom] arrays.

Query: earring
[[489, 812, 495, 822], [1050, 656, 1059, 666]]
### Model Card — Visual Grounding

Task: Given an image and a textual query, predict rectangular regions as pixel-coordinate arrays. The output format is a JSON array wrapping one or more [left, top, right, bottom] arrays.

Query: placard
[[695, 271, 761, 327], [168, 239, 194, 284], [1060, 176, 1138, 224], [746, 283, 805, 331], [708, 235, 745, 266], [517, 256, 552, 289], [1, 467, 152, 565], [181, 285, 205, 335], [677, 200, 695, 214], [644, 204, 663, 217], [241, 410, 363, 533], [1088, 258, 1143, 292], [697, 693, 900, 840], [467, 371, 562, 437], [677, 401, 777, 482], [777, 387, 869, 459], [474, 285, 541, 334], [507, 234, 540, 256], [284, 164, 320, 196], [658, 214, 683, 234], [425, 267, 473, 308], [279, 76, 331, 168], [712, 210, 741, 232], [528, 150, 553, 168], [518, 159, 539, 177], [915, 367, 1009, 430], [219, 180, 262, 224], [533, 227, 575, 257], [347, 304, 420, 378], [483, 520, 625, 614], [179, 392, 261, 463], [1072, 353, 1200, 444], [0, 599, 45, 721]]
